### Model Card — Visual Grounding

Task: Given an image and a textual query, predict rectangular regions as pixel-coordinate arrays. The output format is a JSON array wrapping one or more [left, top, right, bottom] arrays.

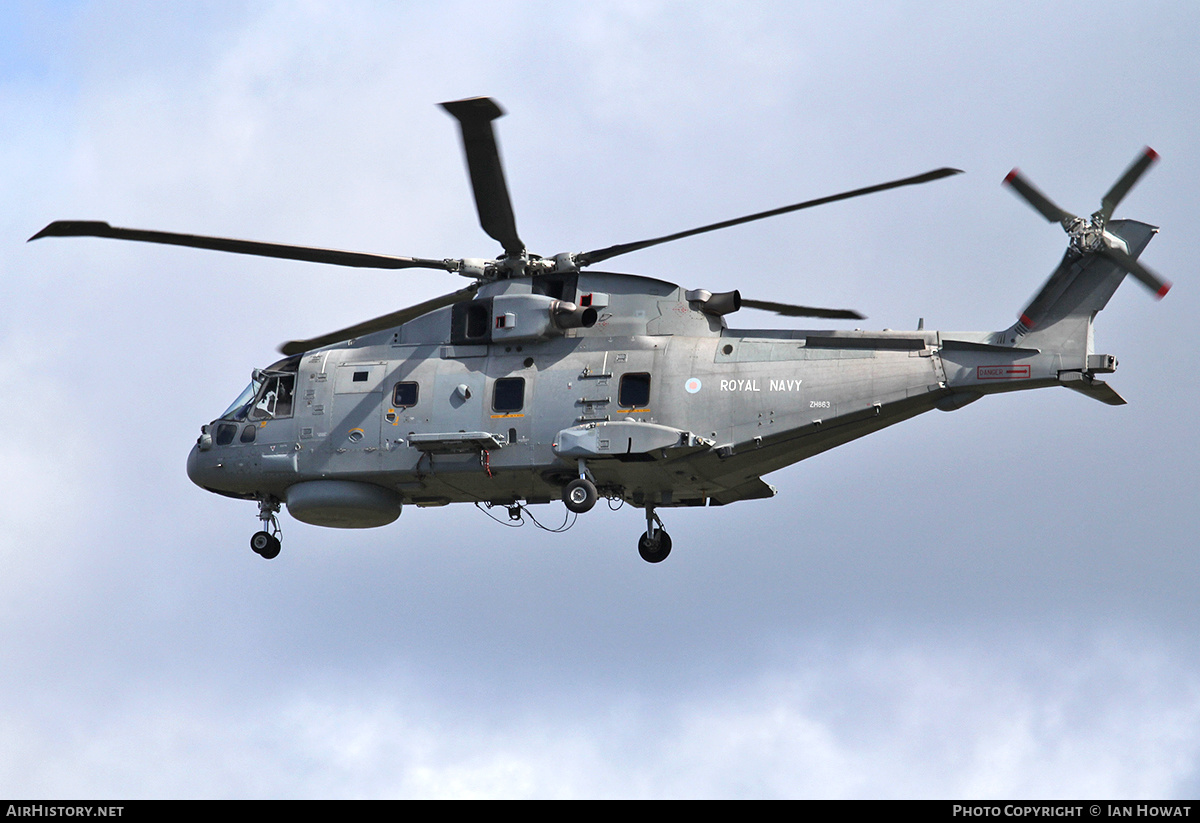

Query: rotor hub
[[1066, 216, 1105, 254]]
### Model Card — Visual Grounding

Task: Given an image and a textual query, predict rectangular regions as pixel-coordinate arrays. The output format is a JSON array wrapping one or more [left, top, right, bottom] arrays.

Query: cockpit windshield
[[219, 355, 300, 422], [220, 379, 261, 421]]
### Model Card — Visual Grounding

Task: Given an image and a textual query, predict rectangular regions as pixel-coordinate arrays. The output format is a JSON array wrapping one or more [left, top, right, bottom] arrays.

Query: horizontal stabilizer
[[708, 478, 778, 506], [1061, 374, 1127, 406]]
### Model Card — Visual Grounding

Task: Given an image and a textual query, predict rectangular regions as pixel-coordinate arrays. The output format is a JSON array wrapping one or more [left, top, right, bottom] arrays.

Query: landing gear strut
[[252, 497, 282, 559], [638, 506, 671, 563]]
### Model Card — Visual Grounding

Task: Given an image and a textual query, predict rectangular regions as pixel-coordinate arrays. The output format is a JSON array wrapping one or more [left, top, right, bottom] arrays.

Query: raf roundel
[[685, 377, 702, 394]]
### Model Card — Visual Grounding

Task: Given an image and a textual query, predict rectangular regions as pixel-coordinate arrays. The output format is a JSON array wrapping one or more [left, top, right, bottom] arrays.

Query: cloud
[[4, 629, 1197, 798]]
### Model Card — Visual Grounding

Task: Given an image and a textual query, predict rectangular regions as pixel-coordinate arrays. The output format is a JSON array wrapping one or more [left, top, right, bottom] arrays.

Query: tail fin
[[1002, 219, 1158, 350], [942, 152, 1168, 407], [999, 148, 1170, 356], [990, 219, 1158, 405]]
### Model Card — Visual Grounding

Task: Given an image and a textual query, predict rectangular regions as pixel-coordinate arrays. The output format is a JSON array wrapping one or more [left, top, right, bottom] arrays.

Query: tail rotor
[[1003, 147, 1170, 298]]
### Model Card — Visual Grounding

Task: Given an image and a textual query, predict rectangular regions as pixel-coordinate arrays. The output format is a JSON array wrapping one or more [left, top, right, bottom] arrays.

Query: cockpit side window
[[248, 373, 295, 421], [222, 355, 301, 422]]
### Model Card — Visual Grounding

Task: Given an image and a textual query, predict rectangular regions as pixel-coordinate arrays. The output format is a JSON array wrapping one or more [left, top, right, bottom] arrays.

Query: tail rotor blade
[[1097, 147, 1159, 224], [1003, 169, 1076, 227], [1100, 244, 1172, 299], [441, 97, 525, 258]]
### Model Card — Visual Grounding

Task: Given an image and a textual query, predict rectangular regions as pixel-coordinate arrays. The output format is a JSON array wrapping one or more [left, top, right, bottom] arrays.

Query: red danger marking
[[978, 364, 1031, 380]]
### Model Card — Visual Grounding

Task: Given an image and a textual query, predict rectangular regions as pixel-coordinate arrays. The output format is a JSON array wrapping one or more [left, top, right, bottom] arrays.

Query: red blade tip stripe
[[1146, 147, 1160, 161], [1156, 281, 1171, 299], [1003, 169, 1019, 185]]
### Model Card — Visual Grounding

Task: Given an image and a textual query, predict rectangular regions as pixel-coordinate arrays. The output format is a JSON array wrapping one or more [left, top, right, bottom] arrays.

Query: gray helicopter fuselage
[[186, 215, 1152, 529], [187, 270, 933, 512]]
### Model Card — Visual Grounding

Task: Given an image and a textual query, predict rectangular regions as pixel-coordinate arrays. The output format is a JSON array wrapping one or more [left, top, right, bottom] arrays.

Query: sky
[[2, 0, 1199, 799]]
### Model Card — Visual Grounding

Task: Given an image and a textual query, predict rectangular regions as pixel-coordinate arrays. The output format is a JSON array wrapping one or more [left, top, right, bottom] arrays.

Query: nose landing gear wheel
[[638, 530, 672, 563], [562, 477, 598, 513], [250, 530, 281, 560], [252, 496, 282, 559]]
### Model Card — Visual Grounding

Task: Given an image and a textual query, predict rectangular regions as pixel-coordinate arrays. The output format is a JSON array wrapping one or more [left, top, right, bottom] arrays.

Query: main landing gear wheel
[[250, 530, 281, 560], [638, 530, 672, 563], [563, 477, 598, 513], [639, 505, 671, 563]]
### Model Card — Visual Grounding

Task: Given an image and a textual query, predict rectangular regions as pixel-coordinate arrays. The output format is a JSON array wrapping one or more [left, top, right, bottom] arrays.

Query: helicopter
[[30, 97, 1169, 563]]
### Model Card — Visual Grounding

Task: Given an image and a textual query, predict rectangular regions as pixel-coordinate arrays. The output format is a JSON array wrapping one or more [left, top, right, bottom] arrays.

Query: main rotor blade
[[441, 97, 525, 258], [1097, 147, 1159, 224], [1002, 169, 1076, 226], [574, 167, 962, 268], [278, 284, 480, 356], [741, 298, 864, 320], [29, 221, 458, 271], [1100, 244, 1172, 299]]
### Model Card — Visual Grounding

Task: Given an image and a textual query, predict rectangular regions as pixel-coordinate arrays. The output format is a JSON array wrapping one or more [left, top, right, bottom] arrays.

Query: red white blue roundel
[[684, 377, 702, 394]]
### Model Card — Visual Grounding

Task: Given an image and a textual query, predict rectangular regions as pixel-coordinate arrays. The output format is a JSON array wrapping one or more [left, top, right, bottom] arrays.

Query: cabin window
[[240, 425, 257, 444], [493, 377, 525, 413], [392, 381, 419, 408], [619, 373, 651, 408], [214, 423, 238, 446]]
